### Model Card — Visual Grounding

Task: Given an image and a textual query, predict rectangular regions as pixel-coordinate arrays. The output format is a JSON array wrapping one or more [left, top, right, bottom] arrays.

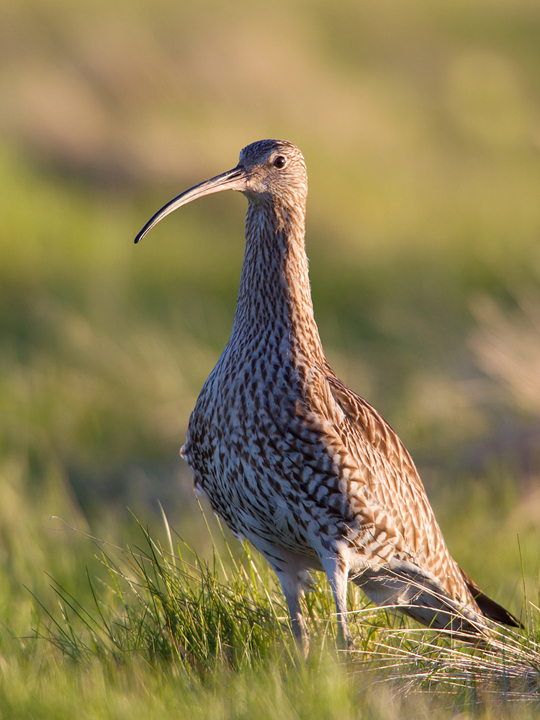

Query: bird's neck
[[230, 200, 324, 364]]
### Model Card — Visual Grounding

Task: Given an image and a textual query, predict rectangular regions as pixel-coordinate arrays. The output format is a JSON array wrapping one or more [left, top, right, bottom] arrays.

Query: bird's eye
[[273, 155, 286, 169]]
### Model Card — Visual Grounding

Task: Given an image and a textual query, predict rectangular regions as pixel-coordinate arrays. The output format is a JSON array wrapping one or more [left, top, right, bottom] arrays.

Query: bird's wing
[[325, 375, 425, 492], [319, 373, 473, 605]]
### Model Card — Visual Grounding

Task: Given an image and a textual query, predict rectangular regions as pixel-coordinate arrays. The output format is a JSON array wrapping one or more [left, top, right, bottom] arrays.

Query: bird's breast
[[182, 337, 337, 538]]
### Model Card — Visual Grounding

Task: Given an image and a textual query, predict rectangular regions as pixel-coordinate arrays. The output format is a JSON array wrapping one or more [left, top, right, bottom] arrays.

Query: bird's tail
[[458, 566, 522, 629]]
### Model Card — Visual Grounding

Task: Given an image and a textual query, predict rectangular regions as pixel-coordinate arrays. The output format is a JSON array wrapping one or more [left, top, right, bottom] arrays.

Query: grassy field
[[1, 0, 540, 716]]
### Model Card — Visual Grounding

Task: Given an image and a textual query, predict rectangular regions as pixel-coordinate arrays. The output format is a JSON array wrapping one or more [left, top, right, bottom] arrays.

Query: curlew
[[135, 139, 519, 648]]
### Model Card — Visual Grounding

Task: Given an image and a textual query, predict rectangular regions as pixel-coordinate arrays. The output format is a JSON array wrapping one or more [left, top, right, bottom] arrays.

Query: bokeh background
[[1, 0, 540, 624]]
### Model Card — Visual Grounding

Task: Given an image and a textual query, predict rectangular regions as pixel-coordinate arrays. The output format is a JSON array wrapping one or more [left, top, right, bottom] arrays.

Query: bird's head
[[134, 139, 307, 244]]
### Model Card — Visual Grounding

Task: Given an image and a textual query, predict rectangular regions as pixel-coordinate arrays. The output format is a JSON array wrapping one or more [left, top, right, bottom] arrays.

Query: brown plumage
[[135, 139, 519, 648]]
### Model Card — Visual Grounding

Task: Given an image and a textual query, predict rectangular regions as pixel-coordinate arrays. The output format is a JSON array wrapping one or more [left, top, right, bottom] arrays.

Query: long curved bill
[[134, 165, 247, 244]]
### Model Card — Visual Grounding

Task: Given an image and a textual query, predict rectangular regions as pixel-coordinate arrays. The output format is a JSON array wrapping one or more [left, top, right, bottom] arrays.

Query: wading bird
[[135, 139, 519, 649]]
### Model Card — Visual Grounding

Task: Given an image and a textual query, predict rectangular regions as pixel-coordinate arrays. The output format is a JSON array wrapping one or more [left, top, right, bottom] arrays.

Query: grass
[[42, 515, 290, 671], [1, 509, 536, 719]]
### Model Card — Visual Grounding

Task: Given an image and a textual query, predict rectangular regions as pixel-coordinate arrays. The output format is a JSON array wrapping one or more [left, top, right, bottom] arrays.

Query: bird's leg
[[320, 554, 353, 649], [276, 570, 309, 655]]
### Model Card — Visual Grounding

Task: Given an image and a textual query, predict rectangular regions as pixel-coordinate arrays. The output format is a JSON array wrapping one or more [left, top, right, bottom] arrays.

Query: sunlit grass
[[7, 511, 538, 719]]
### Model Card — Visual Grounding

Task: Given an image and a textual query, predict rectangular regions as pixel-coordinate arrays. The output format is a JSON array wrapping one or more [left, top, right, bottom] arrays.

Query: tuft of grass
[[39, 512, 297, 676]]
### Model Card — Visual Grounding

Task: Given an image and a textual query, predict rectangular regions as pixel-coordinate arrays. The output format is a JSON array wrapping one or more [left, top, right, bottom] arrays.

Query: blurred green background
[[1, 0, 539, 623]]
